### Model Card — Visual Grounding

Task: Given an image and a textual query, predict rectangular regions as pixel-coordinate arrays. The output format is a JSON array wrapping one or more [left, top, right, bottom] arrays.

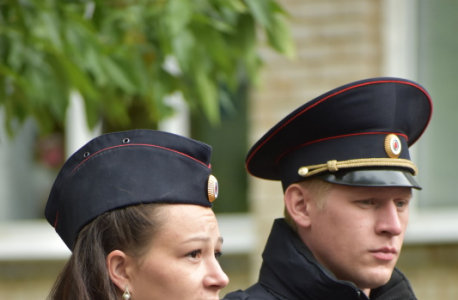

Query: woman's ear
[[106, 250, 131, 293], [284, 183, 313, 228]]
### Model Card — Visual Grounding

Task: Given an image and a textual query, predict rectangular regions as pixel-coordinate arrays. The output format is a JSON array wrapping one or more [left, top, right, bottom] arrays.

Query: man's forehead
[[329, 184, 413, 198]]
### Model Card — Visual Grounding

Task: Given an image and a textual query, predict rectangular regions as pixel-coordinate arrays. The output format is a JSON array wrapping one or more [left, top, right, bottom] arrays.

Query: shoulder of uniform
[[221, 289, 249, 300], [222, 283, 278, 300]]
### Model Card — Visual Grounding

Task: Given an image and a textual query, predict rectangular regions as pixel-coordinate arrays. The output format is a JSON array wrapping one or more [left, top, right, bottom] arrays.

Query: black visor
[[316, 169, 421, 190]]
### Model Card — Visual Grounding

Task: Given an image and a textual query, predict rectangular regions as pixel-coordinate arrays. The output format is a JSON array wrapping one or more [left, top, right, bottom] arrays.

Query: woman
[[45, 129, 229, 300]]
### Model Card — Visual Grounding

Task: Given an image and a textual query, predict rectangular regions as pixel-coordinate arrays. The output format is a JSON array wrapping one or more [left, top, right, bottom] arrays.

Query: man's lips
[[369, 247, 398, 261]]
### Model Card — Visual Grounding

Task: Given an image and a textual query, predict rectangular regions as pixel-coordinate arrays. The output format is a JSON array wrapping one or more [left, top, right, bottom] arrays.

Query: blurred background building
[[1, 0, 457, 299]]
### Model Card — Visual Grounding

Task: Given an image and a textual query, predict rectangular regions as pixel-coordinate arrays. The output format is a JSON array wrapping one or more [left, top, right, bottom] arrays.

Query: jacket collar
[[257, 219, 416, 300]]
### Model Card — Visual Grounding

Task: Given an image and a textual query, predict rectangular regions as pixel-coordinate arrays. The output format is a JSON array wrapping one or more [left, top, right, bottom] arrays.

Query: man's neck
[[298, 230, 372, 298]]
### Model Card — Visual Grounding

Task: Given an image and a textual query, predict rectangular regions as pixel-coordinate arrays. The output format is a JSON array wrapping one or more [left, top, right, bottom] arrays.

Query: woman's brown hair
[[47, 203, 167, 300]]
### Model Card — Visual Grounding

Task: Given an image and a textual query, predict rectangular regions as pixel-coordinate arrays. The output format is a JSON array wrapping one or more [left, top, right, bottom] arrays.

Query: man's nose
[[375, 202, 404, 236]]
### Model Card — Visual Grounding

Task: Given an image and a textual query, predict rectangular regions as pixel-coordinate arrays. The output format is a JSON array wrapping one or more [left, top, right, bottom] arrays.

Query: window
[[416, 0, 458, 209], [383, 0, 458, 243]]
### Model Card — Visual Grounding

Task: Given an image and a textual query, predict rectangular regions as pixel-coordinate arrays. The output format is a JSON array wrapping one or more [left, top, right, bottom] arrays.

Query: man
[[223, 78, 432, 300]]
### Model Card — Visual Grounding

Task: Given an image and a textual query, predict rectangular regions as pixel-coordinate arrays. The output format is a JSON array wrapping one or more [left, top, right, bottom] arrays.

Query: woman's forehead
[[156, 205, 219, 237]]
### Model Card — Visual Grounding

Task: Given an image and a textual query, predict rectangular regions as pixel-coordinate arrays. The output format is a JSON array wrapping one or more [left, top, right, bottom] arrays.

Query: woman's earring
[[122, 285, 131, 300]]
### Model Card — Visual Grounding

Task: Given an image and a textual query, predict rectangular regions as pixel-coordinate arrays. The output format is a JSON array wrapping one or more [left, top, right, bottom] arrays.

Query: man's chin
[[354, 267, 394, 290]]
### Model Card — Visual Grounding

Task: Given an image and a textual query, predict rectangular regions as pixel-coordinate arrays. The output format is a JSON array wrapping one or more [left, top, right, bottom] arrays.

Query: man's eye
[[396, 201, 408, 208], [358, 200, 374, 205], [215, 251, 222, 259]]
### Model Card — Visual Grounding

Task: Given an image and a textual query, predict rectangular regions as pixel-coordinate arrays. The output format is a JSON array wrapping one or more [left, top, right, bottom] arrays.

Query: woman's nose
[[204, 258, 229, 289]]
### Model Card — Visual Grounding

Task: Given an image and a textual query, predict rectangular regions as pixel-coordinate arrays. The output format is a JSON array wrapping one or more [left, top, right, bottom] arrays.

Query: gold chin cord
[[298, 158, 418, 177]]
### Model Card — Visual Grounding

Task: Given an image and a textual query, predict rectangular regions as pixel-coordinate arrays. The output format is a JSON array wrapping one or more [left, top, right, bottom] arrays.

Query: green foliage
[[0, 0, 295, 135]]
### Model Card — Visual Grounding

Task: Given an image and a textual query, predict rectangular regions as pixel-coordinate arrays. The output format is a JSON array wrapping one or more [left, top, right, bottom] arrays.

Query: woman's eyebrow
[[183, 236, 210, 243], [182, 236, 224, 244]]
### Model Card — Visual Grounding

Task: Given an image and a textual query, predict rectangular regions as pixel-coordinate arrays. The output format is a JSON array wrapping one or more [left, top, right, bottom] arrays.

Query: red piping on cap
[[53, 212, 59, 228], [246, 80, 433, 174], [275, 132, 408, 165]]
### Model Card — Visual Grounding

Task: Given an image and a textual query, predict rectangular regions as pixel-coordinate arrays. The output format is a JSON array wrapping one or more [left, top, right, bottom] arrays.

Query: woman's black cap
[[246, 77, 433, 191], [45, 130, 218, 250]]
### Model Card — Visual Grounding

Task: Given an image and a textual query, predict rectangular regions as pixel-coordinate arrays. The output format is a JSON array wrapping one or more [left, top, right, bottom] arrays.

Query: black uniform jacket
[[222, 219, 416, 300]]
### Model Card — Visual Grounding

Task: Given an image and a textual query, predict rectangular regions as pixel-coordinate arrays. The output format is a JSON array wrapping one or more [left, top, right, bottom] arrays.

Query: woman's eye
[[187, 250, 202, 259], [214, 251, 222, 259]]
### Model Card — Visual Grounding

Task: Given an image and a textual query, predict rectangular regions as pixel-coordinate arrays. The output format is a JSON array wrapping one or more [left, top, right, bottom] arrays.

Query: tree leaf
[[266, 13, 296, 59], [194, 68, 220, 125], [0, 0, 294, 135], [244, 0, 272, 28], [171, 29, 195, 73], [101, 56, 137, 94], [165, 0, 193, 36], [53, 51, 99, 100]]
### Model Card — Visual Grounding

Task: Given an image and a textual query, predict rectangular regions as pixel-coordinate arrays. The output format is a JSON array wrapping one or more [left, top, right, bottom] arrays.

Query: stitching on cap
[[55, 143, 211, 230], [246, 80, 433, 174]]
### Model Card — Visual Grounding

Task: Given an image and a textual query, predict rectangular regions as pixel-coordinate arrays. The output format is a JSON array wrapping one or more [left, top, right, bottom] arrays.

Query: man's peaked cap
[[246, 77, 433, 190]]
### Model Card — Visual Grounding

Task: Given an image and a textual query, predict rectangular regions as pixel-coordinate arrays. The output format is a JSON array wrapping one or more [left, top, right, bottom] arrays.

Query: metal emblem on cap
[[207, 175, 218, 202], [385, 134, 401, 158]]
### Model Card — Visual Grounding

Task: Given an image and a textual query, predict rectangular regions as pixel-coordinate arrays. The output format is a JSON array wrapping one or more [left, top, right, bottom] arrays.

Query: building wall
[[397, 244, 458, 299], [0, 260, 64, 300]]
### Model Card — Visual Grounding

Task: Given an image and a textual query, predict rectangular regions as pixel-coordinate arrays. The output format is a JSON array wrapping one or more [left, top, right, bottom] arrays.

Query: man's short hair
[[284, 178, 334, 231]]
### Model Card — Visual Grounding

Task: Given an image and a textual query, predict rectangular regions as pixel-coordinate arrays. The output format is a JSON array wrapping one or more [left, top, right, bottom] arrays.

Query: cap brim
[[316, 169, 421, 190]]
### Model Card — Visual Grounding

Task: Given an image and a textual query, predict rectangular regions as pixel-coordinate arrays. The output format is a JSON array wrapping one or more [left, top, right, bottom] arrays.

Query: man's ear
[[106, 250, 132, 293], [284, 183, 313, 228]]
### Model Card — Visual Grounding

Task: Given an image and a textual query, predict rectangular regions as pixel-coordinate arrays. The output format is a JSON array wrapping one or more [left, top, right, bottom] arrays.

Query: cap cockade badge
[[207, 175, 219, 202], [385, 134, 401, 158]]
